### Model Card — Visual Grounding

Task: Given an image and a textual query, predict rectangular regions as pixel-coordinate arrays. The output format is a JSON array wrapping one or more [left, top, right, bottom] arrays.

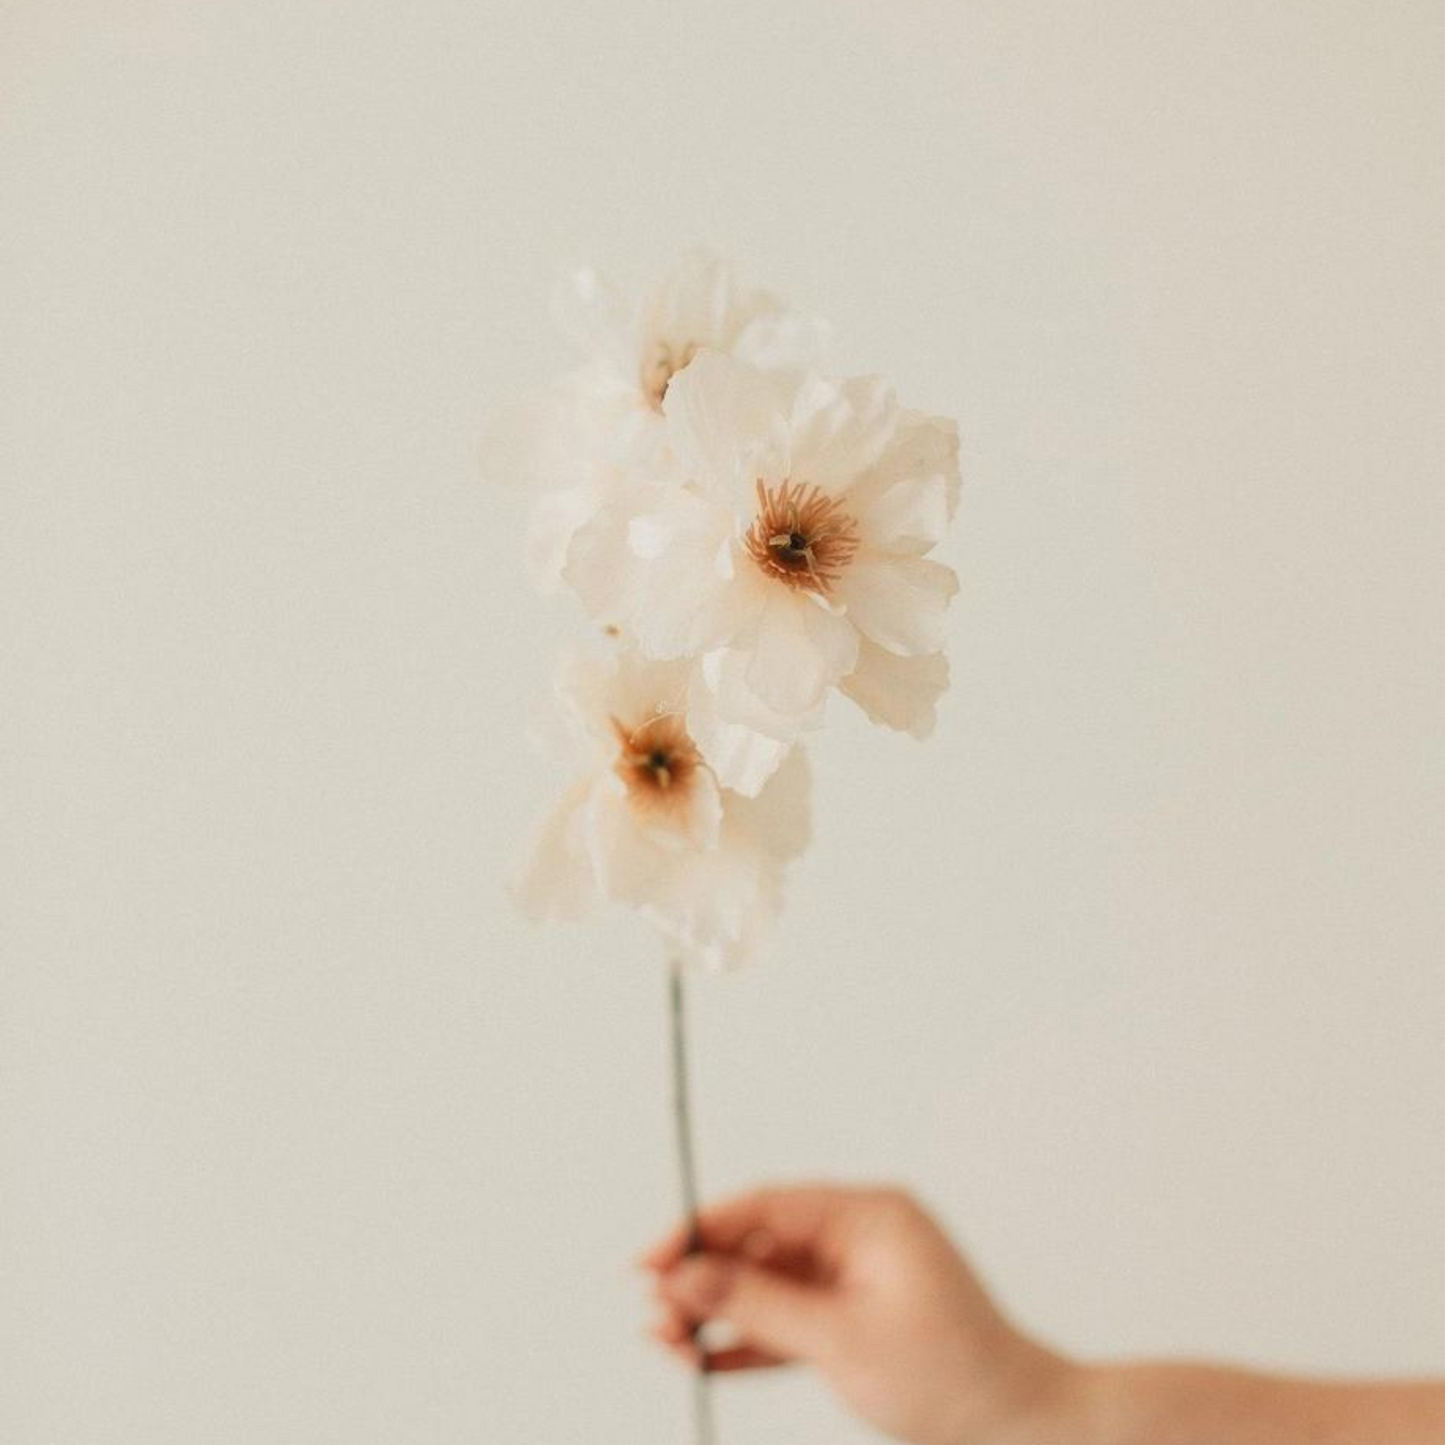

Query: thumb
[[662, 1254, 837, 1362]]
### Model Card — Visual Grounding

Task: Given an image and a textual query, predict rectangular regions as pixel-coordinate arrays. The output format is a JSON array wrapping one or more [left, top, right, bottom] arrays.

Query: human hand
[[640, 1184, 1074, 1445]]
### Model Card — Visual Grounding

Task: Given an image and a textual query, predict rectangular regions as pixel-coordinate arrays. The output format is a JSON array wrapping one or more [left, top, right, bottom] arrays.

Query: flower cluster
[[493, 254, 960, 968]]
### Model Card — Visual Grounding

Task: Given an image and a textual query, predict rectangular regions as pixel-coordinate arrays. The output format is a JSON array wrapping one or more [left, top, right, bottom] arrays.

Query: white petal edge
[[509, 779, 600, 921], [740, 588, 859, 718], [834, 555, 958, 657], [839, 638, 950, 739]]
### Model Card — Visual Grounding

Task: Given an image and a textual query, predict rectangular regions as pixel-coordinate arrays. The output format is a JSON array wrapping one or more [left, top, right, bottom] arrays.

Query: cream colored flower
[[551, 251, 828, 460], [482, 253, 826, 591], [564, 352, 960, 793], [511, 646, 810, 970]]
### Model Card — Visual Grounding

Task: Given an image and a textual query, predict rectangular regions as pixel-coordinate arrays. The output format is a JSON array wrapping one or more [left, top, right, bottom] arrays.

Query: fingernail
[[664, 1256, 731, 1313]]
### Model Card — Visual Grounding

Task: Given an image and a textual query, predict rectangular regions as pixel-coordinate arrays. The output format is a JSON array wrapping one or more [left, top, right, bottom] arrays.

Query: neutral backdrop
[[3, 3, 1443, 1443]]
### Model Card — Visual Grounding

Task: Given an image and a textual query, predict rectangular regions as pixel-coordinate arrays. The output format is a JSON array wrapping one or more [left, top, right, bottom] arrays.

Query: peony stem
[[669, 958, 716, 1445]]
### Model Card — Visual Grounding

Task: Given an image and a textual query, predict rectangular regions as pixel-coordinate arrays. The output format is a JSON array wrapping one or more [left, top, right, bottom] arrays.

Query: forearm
[[1018, 1359, 1445, 1445]]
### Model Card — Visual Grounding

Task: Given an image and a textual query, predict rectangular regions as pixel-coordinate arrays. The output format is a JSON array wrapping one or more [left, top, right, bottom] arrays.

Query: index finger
[[637, 1183, 855, 1273]]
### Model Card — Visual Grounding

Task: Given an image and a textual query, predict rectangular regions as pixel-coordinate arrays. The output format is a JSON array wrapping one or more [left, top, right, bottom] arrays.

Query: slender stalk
[[669, 959, 716, 1445]]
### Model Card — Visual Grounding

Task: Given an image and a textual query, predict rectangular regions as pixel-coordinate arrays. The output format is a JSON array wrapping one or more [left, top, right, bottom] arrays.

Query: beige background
[[3, 2, 1443, 1442]]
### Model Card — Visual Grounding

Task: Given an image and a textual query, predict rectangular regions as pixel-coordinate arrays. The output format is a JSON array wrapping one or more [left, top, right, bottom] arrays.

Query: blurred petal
[[688, 671, 798, 797], [605, 649, 693, 724], [644, 251, 738, 351], [525, 484, 604, 591], [553, 649, 627, 755], [551, 266, 636, 371], [675, 765, 724, 851], [562, 493, 653, 630], [509, 780, 599, 921], [664, 351, 791, 505], [627, 498, 746, 658], [641, 828, 780, 973], [513, 640, 812, 972], [787, 374, 898, 493], [480, 372, 620, 490], [727, 742, 812, 860], [731, 311, 830, 370], [586, 776, 666, 907], [587, 770, 720, 903], [840, 639, 950, 738], [693, 716, 793, 799]]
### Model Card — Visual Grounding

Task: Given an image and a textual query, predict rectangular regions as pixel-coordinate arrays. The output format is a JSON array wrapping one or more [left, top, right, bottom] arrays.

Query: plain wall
[[2, 2, 1442, 1442]]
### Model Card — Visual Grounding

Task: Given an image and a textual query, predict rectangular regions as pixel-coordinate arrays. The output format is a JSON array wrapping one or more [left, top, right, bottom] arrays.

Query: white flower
[[551, 251, 828, 462], [511, 645, 810, 970], [564, 352, 960, 793], [482, 253, 825, 591], [478, 382, 622, 590]]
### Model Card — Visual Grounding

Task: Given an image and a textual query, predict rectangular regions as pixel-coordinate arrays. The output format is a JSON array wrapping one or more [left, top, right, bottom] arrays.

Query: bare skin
[[641, 1184, 1445, 1445]]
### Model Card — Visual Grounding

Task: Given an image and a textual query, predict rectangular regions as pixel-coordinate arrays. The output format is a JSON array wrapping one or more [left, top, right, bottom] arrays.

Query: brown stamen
[[744, 479, 860, 595]]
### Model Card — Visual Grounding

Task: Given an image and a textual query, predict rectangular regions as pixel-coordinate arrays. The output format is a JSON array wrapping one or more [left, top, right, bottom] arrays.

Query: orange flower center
[[744, 479, 860, 595], [611, 711, 702, 812]]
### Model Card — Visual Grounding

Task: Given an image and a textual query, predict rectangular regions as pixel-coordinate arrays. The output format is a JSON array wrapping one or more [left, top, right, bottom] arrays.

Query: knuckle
[[871, 1185, 920, 1219]]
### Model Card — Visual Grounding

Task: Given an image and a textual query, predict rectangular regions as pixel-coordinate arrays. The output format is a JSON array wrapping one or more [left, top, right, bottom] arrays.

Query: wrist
[[978, 1344, 1100, 1445]]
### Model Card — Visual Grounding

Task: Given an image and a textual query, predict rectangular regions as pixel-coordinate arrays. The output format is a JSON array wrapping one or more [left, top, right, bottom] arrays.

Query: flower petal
[[787, 374, 898, 493], [845, 408, 960, 519], [687, 666, 801, 797], [840, 638, 950, 738], [551, 266, 637, 372], [849, 472, 953, 557], [565, 489, 745, 658], [643, 251, 739, 352], [731, 311, 830, 370], [586, 775, 669, 907], [834, 555, 958, 656], [741, 588, 859, 717], [525, 483, 605, 592], [561, 492, 653, 629], [672, 763, 724, 851], [725, 742, 812, 860], [604, 648, 693, 726], [551, 649, 622, 755], [509, 780, 600, 921], [479, 371, 622, 492], [644, 848, 777, 972], [586, 766, 722, 902], [663, 351, 792, 508], [643, 744, 811, 970], [640, 824, 781, 972]]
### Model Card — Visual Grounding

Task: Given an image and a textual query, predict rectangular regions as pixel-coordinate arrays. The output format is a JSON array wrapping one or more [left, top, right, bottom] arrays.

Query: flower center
[[744, 479, 860, 595], [611, 711, 701, 806], [640, 340, 698, 410]]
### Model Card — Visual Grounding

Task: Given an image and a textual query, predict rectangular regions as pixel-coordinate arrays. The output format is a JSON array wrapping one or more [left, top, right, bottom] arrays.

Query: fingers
[[647, 1310, 786, 1374], [648, 1308, 703, 1368], [640, 1184, 896, 1375], [701, 1345, 787, 1373], [639, 1218, 780, 1274], [657, 1253, 837, 1363], [638, 1184, 853, 1274]]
